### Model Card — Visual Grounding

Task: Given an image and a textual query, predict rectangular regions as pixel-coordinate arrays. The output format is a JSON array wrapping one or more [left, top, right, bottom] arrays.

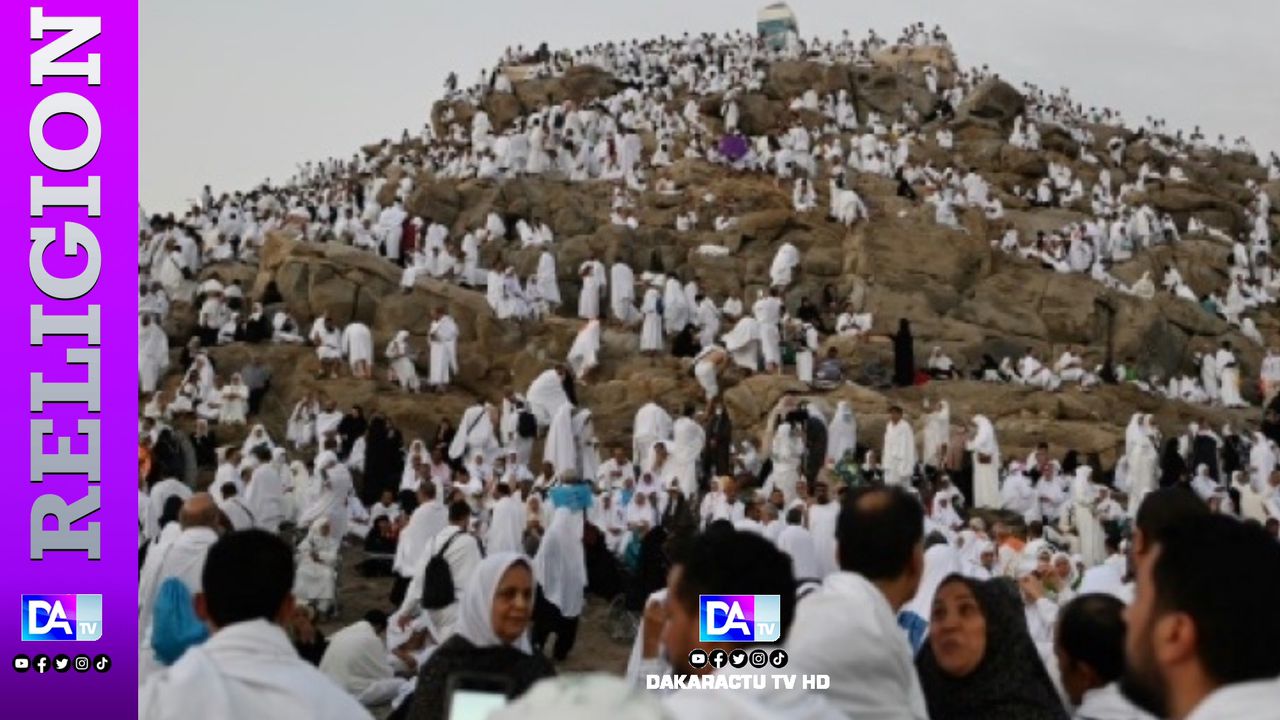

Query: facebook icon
[[698, 594, 782, 643]]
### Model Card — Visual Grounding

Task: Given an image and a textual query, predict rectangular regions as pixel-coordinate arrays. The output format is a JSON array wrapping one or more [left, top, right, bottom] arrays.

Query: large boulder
[[957, 78, 1024, 126]]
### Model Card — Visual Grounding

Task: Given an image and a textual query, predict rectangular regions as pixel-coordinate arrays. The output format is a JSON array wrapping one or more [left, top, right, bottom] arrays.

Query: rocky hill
[[170, 42, 1278, 472]]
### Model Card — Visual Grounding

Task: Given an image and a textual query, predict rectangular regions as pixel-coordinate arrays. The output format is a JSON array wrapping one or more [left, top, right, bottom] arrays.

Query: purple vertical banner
[[0, 1, 138, 716]]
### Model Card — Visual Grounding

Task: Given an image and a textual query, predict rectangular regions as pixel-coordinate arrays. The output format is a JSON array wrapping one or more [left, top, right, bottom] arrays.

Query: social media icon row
[[687, 647, 787, 670], [13, 653, 109, 674]]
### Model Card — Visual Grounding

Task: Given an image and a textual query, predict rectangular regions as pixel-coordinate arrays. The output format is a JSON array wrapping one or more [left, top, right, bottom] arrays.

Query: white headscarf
[[531, 508, 587, 617], [902, 543, 962, 621], [456, 552, 535, 652]]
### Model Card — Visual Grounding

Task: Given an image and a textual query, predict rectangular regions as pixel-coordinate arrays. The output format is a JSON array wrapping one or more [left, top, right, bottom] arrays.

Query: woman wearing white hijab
[[531, 508, 587, 661], [566, 319, 601, 380], [662, 277, 691, 335], [826, 401, 857, 464], [1249, 432, 1277, 493], [240, 423, 275, 457], [536, 251, 561, 308], [768, 422, 805, 506], [967, 415, 1001, 509], [294, 518, 340, 615], [1124, 413, 1159, 515], [638, 285, 664, 354], [899, 543, 962, 653], [218, 373, 249, 425], [1072, 466, 1105, 567], [542, 404, 578, 478], [609, 262, 639, 325], [403, 553, 555, 720]]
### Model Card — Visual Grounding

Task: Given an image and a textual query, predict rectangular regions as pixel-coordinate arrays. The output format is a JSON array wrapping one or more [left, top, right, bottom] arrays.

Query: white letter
[[31, 419, 100, 484], [30, 305, 101, 346], [31, 176, 100, 217], [29, 8, 101, 86], [30, 223, 101, 299], [30, 93, 101, 172], [645, 675, 659, 690]]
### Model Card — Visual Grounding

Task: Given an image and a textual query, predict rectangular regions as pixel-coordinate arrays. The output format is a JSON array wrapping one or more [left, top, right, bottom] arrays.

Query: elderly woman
[[917, 575, 1069, 719], [403, 553, 555, 720]]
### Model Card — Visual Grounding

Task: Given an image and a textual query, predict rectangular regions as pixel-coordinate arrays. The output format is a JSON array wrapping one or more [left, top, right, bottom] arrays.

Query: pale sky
[[141, 0, 1280, 214]]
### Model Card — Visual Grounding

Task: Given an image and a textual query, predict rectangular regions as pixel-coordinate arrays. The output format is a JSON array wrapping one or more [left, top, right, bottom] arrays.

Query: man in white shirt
[[596, 446, 636, 491], [786, 486, 930, 719], [1119, 515, 1280, 720], [138, 494, 221, 681], [140, 530, 372, 719], [1056, 593, 1156, 720]]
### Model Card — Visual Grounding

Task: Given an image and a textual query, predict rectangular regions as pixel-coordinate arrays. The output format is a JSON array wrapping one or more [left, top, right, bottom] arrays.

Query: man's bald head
[[180, 493, 220, 529]]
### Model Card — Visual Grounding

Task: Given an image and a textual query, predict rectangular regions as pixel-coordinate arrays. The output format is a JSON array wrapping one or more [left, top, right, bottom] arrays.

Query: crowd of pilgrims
[[138, 20, 1280, 720]]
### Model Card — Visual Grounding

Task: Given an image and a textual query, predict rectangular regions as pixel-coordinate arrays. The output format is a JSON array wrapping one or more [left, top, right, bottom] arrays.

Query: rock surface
[[162, 45, 1277, 470]]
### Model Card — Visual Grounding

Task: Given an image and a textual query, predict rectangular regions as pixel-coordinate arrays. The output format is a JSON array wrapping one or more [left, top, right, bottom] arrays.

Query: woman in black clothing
[[917, 576, 1069, 720], [1158, 437, 1187, 487], [401, 554, 554, 720], [893, 318, 916, 387]]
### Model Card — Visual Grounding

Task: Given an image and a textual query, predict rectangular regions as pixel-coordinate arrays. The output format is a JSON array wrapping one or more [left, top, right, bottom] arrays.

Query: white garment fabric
[[393, 500, 448, 579], [318, 620, 405, 705], [967, 416, 1001, 509], [786, 572, 930, 719], [883, 418, 918, 486], [826, 401, 858, 464], [532, 508, 587, 617], [526, 369, 569, 426], [456, 552, 535, 652], [340, 323, 374, 370], [485, 495, 528, 556], [139, 620, 372, 720]]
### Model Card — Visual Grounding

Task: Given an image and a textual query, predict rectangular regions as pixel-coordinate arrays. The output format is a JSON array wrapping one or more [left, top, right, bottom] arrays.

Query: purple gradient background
[[1, 1, 138, 715]]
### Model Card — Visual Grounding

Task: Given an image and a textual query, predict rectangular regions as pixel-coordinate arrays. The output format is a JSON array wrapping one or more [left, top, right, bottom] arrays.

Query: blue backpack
[[151, 577, 210, 665]]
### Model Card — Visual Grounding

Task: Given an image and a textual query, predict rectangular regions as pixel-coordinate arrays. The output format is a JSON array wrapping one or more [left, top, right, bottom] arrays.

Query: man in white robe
[[244, 448, 288, 533], [309, 316, 343, 378], [526, 367, 571, 427], [139, 530, 372, 720], [1217, 341, 1247, 407], [385, 331, 420, 392], [485, 483, 527, 555], [882, 406, 918, 486], [319, 614, 407, 707], [392, 482, 446, 597], [609, 262, 641, 325], [770, 241, 801, 288], [427, 308, 459, 391], [670, 406, 706, 498], [567, 319, 602, 380], [396, 502, 483, 642], [694, 294, 721, 348], [139, 316, 170, 394], [786, 487, 929, 719], [138, 494, 220, 681], [535, 251, 560, 308], [577, 258, 607, 319], [632, 403, 673, 472], [449, 404, 499, 466], [340, 321, 374, 379], [542, 404, 578, 478]]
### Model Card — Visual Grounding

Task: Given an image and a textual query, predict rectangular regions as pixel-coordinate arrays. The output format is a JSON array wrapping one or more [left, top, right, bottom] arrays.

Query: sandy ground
[[318, 538, 632, 706]]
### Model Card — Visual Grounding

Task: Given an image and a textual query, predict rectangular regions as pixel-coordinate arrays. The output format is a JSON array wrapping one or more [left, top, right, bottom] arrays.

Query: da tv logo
[[21, 595, 102, 641], [698, 594, 782, 643]]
